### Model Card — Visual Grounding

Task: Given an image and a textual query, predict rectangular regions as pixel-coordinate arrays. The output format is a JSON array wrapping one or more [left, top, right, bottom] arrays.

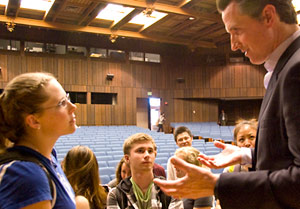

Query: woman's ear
[[25, 114, 41, 130]]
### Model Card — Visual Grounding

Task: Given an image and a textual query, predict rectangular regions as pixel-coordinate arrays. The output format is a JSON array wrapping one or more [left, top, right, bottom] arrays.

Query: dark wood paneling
[[0, 51, 266, 127]]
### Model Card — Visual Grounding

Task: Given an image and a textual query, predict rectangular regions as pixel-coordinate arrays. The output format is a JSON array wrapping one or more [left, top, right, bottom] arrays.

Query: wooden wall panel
[[0, 55, 8, 84], [0, 52, 266, 128]]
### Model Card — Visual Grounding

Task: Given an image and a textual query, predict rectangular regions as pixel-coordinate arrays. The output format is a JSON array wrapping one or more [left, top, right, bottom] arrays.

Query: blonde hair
[[123, 133, 157, 155], [175, 146, 202, 167], [62, 146, 107, 209], [0, 72, 55, 146]]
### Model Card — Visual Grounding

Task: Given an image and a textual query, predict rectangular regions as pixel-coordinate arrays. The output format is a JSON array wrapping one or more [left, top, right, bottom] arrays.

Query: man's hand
[[153, 157, 219, 199], [198, 141, 243, 169]]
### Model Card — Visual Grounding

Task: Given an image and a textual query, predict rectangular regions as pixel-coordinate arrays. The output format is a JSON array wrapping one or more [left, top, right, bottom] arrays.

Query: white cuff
[[240, 147, 252, 166]]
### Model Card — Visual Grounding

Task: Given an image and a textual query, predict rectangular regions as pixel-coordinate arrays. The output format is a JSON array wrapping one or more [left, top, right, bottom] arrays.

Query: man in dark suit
[[153, 0, 300, 208]]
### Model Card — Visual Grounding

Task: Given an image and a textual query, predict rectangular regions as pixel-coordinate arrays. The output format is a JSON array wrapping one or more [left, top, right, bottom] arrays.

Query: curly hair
[[175, 146, 201, 167]]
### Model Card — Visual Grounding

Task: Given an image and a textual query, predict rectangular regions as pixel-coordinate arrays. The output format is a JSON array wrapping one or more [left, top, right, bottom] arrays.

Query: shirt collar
[[264, 29, 300, 72]]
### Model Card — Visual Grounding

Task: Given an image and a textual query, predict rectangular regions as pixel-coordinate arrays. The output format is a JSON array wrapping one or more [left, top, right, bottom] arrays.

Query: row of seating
[[170, 122, 235, 141]]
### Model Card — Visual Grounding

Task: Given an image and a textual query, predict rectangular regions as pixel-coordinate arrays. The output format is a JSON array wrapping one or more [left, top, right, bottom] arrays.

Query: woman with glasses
[[0, 72, 77, 209]]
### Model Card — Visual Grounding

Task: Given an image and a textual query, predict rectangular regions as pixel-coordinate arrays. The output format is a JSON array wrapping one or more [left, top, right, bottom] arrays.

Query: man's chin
[[247, 55, 267, 65]]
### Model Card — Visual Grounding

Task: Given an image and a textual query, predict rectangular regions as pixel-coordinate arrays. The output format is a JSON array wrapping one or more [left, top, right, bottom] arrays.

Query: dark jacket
[[217, 35, 300, 209], [107, 176, 171, 209]]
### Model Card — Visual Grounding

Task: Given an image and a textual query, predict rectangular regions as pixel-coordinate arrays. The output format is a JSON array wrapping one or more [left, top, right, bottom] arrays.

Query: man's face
[[126, 141, 156, 172], [176, 132, 193, 147], [222, 2, 274, 64]]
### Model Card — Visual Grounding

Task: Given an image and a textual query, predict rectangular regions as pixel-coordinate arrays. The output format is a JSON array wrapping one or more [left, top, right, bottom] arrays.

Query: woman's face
[[120, 162, 131, 179], [236, 124, 256, 148], [36, 79, 77, 138]]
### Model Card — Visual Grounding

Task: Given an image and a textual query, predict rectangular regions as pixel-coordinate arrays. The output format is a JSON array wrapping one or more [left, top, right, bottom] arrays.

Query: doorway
[[136, 97, 161, 130], [149, 97, 161, 131]]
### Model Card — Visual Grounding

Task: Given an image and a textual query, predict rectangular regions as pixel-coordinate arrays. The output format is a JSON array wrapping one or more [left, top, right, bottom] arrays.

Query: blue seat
[[204, 150, 221, 156], [107, 160, 120, 168], [99, 167, 115, 176], [97, 156, 113, 161], [155, 157, 168, 165], [98, 161, 108, 168], [211, 168, 224, 174], [100, 175, 111, 184], [109, 150, 124, 155], [156, 153, 169, 158]]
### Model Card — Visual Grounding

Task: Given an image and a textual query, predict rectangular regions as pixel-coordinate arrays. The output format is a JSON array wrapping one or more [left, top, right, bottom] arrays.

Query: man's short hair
[[123, 133, 157, 155], [174, 126, 193, 142], [216, 0, 297, 24]]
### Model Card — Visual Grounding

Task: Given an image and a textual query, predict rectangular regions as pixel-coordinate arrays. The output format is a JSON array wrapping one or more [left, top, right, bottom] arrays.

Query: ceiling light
[[143, 7, 154, 17], [96, 3, 134, 22], [20, 0, 54, 11], [129, 10, 167, 29], [0, 0, 8, 6], [109, 34, 118, 43], [6, 21, 16, 32]]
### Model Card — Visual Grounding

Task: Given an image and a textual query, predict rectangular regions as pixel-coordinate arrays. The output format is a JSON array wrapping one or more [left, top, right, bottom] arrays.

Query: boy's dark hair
[[174, 126, 193, 142]]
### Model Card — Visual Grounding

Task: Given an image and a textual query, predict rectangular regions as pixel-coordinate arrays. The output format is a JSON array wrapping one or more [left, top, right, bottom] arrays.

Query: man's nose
[[231, 35, 239, 51]]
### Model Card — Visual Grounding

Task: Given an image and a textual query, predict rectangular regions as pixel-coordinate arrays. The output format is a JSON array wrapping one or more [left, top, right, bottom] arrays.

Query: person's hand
[[198, 141, 243, 169], [153, 157, 219, 199]]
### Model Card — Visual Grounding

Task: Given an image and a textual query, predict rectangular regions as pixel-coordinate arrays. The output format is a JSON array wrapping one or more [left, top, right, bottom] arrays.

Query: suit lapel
[[258, 35, 300, 120], [254, 35, 300, 170]]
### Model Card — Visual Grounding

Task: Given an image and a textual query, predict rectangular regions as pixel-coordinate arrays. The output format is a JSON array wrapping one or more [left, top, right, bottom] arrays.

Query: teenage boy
[[167, 126, 193, 180], [107, 133, 175, 209]]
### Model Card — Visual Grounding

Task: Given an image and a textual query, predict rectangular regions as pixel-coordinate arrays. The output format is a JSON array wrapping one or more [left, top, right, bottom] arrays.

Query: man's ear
[[262, 4, 276, 26], [124, 154, 130, 163], [25, 114, 41, 130]]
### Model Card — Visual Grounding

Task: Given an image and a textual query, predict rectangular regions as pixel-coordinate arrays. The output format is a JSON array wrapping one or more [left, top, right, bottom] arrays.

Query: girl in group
[[62, 145, 107, 209], [216, 119, 258, 209], [223, 118, 258, 173], [0, 72, 77, 209], [107, 157, 131, 188]]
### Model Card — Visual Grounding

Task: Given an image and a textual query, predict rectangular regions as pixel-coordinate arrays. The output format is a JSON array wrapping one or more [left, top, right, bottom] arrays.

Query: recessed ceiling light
[[96, 3, 134, 23], [129, 10, 167, 29], [20, 0, 54, 11]]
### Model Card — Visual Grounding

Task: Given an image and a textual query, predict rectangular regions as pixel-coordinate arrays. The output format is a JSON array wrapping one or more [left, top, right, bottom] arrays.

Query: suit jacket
[[216, 35, 300, 209]]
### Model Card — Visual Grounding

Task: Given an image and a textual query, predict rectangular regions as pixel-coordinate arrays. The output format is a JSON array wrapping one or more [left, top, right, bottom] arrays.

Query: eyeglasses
[[43, 93, 71, 110]]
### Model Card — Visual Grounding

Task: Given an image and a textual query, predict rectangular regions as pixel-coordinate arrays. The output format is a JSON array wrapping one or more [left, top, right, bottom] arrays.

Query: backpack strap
[[0, 149, 57, 208], [116, 187, 128, 208]]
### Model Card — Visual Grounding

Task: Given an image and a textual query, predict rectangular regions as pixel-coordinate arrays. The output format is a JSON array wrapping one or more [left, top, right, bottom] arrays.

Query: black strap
[[0, 149, 56, 208]]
